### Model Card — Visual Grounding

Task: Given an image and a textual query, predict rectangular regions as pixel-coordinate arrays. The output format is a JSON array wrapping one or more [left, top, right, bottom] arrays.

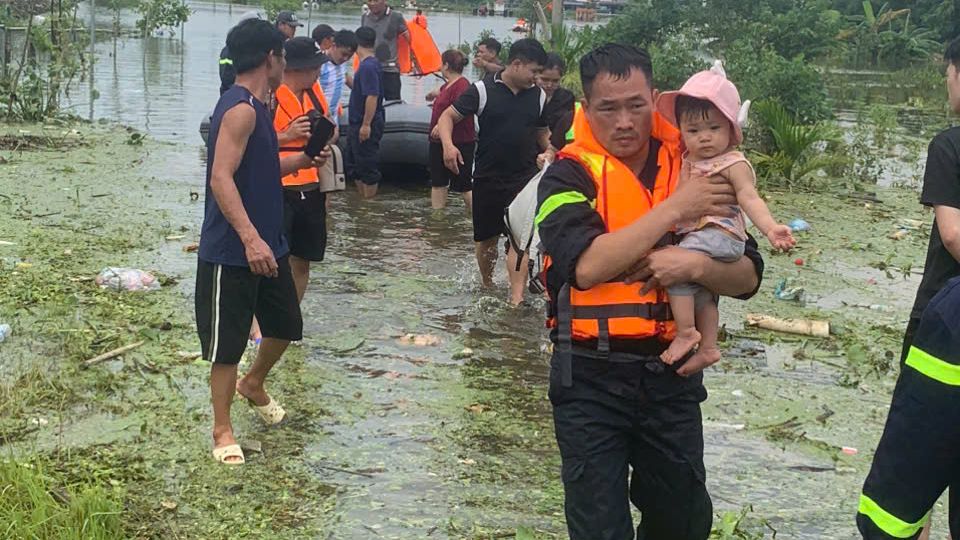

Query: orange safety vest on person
[[545, 108, 682, 384], [273, 82, 330, 187], [413, 13, 427, 28]]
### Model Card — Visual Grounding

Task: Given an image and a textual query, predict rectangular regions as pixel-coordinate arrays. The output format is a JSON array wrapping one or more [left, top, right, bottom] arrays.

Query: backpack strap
[[305, 87, 327, 115]]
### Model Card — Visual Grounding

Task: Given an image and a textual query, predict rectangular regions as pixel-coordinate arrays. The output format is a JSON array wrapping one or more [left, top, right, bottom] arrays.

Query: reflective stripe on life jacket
[[543, 108, 683, 385], [564, 101, 581, 143], [273, 82, 329, 187]]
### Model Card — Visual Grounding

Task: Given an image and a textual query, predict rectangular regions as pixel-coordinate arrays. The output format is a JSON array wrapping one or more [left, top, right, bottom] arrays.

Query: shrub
[[750, 100, 842, 190], [723, 39, 831, 123]]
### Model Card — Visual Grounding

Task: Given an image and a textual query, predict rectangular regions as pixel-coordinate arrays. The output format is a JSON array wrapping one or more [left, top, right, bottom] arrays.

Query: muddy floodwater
[[0, 2, 957, 539]]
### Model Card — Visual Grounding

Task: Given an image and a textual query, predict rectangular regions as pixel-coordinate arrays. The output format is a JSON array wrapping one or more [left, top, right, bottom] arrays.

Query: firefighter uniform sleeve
[[857, 277, 960, 540], [536, 158, 603, 287]]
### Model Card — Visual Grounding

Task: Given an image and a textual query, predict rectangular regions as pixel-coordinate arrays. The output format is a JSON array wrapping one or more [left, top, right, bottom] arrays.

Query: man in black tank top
[[197, 19, 327, 465]]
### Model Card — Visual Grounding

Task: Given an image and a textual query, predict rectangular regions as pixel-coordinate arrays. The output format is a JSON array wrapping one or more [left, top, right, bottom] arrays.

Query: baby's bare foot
[[661, 328, 701, 364]]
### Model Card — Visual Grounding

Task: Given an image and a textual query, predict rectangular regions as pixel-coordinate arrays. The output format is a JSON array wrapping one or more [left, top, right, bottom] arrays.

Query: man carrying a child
[[535, 43, 766, 540]]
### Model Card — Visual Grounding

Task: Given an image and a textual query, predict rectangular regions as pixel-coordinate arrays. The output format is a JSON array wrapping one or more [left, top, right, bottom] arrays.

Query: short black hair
[[674, 95, 717, 125], [507, 38, 547, 66], [227, 19, 285, 75], [416, 8, 422, 14], [333, 29, 358, 52], [312, 24, 335, 45], [441, 49, 468, 73], [356, 26, 376, 49], [478, 37, 502, 55], [580, 43, 653, 99], [947, 35, 960, 69], [544, 52, 565, 75]]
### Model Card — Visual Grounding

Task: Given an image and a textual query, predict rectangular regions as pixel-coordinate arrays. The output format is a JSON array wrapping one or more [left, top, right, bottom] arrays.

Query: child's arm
[[725, 162, 795, 251]]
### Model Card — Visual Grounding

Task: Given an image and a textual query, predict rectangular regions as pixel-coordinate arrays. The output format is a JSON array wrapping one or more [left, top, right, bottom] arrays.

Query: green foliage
[[136, 0, 191, 36], [750, 100, 841, 190], [724, 39, 831, 123], [839, 2, 941, 68], [647, 33, 704, 92], [710, 506, 766, 539], [262, 0, 300, 21], [0, 459, 123, 539], [2, 4, 89, 121]]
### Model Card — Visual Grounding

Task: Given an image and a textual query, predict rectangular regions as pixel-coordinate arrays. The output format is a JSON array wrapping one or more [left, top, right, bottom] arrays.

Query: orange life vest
[[546, 109, 682, 368], [274, 82, 329, 187]]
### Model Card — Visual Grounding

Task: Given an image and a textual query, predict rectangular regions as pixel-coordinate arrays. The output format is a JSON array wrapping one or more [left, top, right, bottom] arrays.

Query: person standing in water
[[198, 19, 327, 465], [361, 0, 409, 101], [436, 38, 551, 305], [428, 50, 474, 211], [347, 27, 386, 199]]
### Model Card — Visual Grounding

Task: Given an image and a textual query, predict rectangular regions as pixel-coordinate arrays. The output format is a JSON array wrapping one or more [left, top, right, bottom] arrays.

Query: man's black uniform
[[537, 152, 764, 540], [858, 277, 960, 539]]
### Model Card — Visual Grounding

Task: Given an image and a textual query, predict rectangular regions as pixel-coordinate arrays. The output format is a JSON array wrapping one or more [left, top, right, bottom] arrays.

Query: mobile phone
[[304, 114, 336, 157]]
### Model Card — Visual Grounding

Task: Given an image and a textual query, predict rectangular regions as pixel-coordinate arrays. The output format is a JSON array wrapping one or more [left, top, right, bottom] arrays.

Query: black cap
[[284, 36, 328, 69], [276, 11, 303, 27]]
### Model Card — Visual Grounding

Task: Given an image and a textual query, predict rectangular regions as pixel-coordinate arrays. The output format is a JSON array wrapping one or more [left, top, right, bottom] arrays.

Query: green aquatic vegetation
[[0, 458, 124, 539]]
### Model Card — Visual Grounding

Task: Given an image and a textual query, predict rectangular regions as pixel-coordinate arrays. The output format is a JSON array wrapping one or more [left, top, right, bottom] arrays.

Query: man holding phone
[[198, 20, 328, 465], [273, 36, 336, 306]]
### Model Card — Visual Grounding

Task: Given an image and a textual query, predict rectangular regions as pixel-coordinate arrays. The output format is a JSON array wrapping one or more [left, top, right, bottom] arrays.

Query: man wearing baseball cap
[[273, 36, 335, 311], [275, 10, 303, 39]]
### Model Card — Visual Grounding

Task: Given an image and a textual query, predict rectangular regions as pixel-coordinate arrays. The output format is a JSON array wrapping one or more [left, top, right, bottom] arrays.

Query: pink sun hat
[[656, 61, 750, 145]]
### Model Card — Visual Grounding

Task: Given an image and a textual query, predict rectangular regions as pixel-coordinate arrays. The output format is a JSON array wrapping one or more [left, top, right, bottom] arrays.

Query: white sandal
[[212, 444, 245, 465], [250, 395, 286, 425]]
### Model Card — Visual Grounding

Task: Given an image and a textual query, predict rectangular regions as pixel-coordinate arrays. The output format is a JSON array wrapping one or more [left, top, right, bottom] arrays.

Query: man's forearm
[[362, 95, 377, 127], [438, 110, 456, 149], [210, 174, 258, 243], [279, 154, 308, 177], [576, 203, 678, 289], [696, 255, 758, 297]]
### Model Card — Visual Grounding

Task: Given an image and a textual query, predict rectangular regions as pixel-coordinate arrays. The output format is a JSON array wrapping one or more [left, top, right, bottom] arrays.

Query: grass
[[0, 459, 124, 539]]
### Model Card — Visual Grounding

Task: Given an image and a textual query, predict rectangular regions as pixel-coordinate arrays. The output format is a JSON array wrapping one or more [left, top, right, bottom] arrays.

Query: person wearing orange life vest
[[273, 37, 334, 306], [412, 9, 427, 29], [535, 44, 765, 540]]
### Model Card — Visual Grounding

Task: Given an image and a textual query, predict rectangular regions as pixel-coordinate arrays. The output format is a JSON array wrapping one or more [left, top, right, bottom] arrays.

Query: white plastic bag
[[95, 268, 161, 292]]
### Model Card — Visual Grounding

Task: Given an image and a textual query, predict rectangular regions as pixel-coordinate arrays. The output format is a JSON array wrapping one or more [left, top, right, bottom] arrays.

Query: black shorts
[[345, 121, 384, 186], [429, 141, 474, 192], [382, 71, 401, 101], [283, 188, 327, 262], [472, 175, 531, 242], [195, 257, 303, 364]]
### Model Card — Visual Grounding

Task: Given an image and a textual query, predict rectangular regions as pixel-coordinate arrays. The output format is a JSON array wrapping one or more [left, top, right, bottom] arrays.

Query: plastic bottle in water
[[0, 324, 10, 343]]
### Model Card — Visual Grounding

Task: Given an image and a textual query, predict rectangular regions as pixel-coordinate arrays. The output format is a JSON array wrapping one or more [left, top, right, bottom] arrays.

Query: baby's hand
[[766, 224, 796, 252]]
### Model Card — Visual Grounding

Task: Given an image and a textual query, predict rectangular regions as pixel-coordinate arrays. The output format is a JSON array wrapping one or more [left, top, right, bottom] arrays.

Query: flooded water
[[64, 1, 530, 140], [33, 5, 944, 537]]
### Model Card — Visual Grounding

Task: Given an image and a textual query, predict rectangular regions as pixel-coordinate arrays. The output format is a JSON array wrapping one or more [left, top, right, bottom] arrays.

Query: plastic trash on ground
[[95, 268, 161, 292], [774, 278, 804, 301], [789, 218, 811, 232], [0, 323, 11, 343]]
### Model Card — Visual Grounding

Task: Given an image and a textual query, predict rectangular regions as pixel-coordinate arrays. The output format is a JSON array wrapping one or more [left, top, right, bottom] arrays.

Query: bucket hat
[[284, 37, 328, 70], [656, 61, 750, 145]]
